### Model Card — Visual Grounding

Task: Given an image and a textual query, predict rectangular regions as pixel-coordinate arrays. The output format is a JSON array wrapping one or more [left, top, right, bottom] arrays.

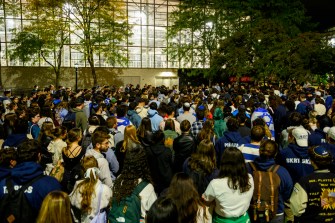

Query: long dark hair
[[219, 147, 251, 193], [137, 117, 152, 138], [166, 173, 206, 223], [112, 145, 152, 203], [189, 139, 216, 175]]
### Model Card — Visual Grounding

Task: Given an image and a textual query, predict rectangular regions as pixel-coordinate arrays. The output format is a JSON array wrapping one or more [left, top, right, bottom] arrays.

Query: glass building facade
[[0, 0, 181, 69]]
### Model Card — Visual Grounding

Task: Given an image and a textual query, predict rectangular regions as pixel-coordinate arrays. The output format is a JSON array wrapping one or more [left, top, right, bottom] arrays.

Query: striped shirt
[[239, 143, 260, 162]]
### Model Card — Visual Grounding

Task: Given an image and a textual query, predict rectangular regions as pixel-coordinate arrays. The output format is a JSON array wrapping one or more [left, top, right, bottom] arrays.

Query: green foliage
[[8, 0, 70, 87], [168, 0, 334, 81], [65, 0, 131, 85], [9, 32, 42, 63]]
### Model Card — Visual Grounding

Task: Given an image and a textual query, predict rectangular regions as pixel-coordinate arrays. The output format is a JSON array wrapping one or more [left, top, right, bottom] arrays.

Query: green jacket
[[213, 107, 227, 138], [71, 107, 88, 133]]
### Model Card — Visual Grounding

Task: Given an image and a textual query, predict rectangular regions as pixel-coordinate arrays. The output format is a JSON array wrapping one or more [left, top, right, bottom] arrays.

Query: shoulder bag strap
[[249, 162, 257, 171], [95, 183, 103, 216], [132, 181, 149, 196], [267, 164, 280, 173]]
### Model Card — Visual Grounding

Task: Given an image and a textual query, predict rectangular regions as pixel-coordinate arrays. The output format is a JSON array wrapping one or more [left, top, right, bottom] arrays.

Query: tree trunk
[[88, 50, 97, 86]]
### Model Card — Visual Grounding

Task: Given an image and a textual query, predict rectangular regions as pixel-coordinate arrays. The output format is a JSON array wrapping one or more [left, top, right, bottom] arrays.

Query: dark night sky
[[302, 0, 335, 31]]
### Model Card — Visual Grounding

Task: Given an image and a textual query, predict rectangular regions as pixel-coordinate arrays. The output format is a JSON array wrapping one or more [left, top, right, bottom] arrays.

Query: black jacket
[[138, 130, 154, 148], [173, 132, 196, 173], [145, 142, 173, 195]]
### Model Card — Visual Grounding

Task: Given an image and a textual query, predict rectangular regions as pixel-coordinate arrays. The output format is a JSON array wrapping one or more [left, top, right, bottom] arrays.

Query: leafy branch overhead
[[168, 0, 335, 81], [8, 0, 131, 87]]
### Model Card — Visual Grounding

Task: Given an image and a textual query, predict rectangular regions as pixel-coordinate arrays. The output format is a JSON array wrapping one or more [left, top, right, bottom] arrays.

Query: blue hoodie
[[147, 109, 163, 132], [247, 157, 293, 214], [277, 143, 314, 184], [2, 134, 27, 148], [0, 167, 11, 181], [127, 110, 142, 129], [321, 143, 335, 173], [0, 162, 61, 213], [215, 131, 246, 166], [308, 129, 326, 146]]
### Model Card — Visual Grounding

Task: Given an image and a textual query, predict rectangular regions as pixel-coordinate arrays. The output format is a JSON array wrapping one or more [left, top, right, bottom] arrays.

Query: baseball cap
[[311, 146, 330, 157], [324, 126, 335, 140], [110, 98, 117, 104], [292, 127, 309, 147]]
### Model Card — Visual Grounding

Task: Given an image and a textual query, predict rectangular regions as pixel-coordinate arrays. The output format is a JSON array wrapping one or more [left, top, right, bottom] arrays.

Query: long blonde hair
[[75, 155, 99, 213], [36, 191, 72, 223], [122, 125, 140, 152]]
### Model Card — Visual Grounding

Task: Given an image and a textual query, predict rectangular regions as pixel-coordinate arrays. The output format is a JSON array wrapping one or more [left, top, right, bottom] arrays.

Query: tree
[[167, 0, 251, 81], [168, 0, 335, 82], [9, 0, 70, 87], [65, 0, 131, 86]]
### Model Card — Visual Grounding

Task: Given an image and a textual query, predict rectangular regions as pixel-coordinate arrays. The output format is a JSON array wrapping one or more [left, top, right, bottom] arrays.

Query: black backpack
[[0, 175, 44, 223], [62, 110, 76, 131], [62, 162, 83, 193], [81, 130, 92, 150]]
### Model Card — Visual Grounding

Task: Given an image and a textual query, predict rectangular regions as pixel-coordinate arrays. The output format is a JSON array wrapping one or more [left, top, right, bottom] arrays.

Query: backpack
[[81, 130, 92, 150], [109, 129, 120, 149], [62, 110, 76, 131], [0, 175, 44, 223], [249, 162, 281, 222], [62, 162, 83, 193], [108, 181, 149, 223]]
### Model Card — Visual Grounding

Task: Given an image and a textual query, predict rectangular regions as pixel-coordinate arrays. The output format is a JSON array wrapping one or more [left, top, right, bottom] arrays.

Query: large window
[[0, 0, 181, 69]]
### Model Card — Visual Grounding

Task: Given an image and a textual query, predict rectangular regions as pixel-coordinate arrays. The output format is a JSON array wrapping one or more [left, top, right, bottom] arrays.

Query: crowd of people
[[0, 80, 335, 222]]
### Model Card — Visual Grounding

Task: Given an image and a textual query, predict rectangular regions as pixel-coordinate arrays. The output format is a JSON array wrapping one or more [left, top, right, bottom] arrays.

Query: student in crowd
[[145, 130, 173, 195], [166, 173, 210, 223], [183, 139, 219, 195], [36, 191, 73, 223], [239, 125, 265, 162], [85, 130, 113, 188], [2, 117, 29, 148], [127, 101, 142, 129], [111, 145, 157, 221], [61, 128, 86, 193], [247, 140, 293, 223], [173, 120, 196, 173], [116, 104, 132, 134], [0, 139, 61, 222], [46, 126, 67, 173], [105, 116, 123, 147], [137, 117, 154, 148], [70, 97, 88, 133], [290, 146, 335, 222], [27, 107, 41, 140], [146, 197, 179, 223], [177, 102, 196, 125], [277, 127, 313, 184], [147, 102, 163, 132], [70, 155, 112, 222], [160, 105, 181, 134], [213, 100, 227, 138], [202, 147, 254, 223], [197, 119, 217, 146], [215, 117, 245, 167], [115, 125, 142, 175]]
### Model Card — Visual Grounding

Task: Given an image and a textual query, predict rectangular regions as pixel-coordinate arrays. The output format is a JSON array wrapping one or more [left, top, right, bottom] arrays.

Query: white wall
[[119, 68, 179, 88]]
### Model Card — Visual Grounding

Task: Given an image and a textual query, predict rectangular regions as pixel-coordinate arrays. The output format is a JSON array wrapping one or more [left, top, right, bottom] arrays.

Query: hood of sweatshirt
[[11, 162, 44, 184], [223, 131, 243, 143], [147, 109, 158, 118]]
